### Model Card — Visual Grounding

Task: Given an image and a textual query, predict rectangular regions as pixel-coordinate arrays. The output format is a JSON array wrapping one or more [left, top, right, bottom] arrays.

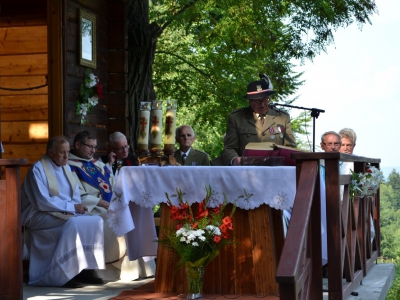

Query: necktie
[[258, 114, 266, 125], [182, 153, 187, 164]]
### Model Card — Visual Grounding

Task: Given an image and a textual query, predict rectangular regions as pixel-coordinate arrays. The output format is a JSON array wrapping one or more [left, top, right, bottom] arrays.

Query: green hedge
[[385, 261, 399, 300]]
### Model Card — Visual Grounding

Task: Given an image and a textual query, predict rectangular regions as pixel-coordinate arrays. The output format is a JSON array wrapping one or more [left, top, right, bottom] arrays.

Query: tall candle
[[164, 100, 177, 145], [138, 102, 151, 150], [150, 100, 163, 150]]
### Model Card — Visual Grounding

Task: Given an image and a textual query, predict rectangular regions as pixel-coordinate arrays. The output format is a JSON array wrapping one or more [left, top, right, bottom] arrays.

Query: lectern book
[[242, 142, 304, 166]]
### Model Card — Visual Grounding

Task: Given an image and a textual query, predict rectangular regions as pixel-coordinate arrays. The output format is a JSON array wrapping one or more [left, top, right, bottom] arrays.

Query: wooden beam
[[47, 0, 64, 136]]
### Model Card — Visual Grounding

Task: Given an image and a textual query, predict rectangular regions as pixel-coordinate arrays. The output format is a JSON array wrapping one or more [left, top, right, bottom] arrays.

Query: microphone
[[268, 103, 280, 111]]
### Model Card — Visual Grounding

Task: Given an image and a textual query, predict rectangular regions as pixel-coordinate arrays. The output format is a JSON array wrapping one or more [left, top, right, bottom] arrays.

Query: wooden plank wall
[[0, 0, 129, 182], [65, 0, 127, 156], [0, 0, 48, 181], [107, 1, 130, 138]]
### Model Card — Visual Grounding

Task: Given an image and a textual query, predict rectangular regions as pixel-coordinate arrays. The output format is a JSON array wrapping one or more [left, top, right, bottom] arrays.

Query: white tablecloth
[[107, 166, 296, 236]]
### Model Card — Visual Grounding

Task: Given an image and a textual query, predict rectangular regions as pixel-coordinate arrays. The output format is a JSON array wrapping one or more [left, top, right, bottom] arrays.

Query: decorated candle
[[164, 100, 177, 145], [150, 100, 163, 150], [137, 102, 151, 150]]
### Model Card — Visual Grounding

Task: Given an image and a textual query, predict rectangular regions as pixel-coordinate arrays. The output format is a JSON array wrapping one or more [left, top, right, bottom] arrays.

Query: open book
[[242, 142, 305, 166]]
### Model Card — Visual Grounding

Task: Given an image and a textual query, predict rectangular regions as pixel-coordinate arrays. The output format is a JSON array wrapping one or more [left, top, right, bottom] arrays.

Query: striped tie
[[182, 153, 187, 164]]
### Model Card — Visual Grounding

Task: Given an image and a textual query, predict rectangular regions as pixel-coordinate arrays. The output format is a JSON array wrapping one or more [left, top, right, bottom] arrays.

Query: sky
[[289, 0, 400, 171]]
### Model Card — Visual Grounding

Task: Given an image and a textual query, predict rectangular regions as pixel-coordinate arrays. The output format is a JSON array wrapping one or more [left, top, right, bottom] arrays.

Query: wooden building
[[0, 0, 129, 181]]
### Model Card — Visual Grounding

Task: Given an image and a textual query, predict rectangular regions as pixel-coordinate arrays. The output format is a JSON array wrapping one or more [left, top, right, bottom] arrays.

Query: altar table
[[108, 166, 296, 295]]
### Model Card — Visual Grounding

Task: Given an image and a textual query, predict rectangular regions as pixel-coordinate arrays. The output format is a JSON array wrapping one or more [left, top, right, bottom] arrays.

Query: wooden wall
[[0, 0, 129, 181], [64, 0, 129, 156], [0, 0, 48, 180]]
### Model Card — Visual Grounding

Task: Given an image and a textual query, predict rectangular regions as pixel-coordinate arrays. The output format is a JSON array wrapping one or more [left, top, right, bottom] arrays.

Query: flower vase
[[185, 265, 205, 299]]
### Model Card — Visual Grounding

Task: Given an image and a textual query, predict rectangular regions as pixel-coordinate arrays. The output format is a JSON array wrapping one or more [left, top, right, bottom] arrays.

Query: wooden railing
[[0, 159, 28, 300], [276, 153, 380, 300]]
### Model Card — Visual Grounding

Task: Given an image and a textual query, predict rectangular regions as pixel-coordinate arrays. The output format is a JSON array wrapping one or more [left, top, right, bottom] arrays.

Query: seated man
[[21, 136, 105, 288], [68, 131, 125, 264], [100, 131, 138, 176], [68, 130, 154, 280], [174, 125, 210, 166], [320, 131, 341, 272]]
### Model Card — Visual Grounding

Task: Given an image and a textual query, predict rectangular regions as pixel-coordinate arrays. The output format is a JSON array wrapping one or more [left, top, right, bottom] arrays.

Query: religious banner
[[138, 102, 151, 150]]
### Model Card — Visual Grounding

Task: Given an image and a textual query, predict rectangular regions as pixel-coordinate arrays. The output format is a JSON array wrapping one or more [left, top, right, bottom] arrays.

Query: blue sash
[[70, 160, 113, 202]]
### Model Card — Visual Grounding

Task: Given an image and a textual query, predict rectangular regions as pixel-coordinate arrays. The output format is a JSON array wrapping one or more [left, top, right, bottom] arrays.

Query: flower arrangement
[[76, 68, 103, 125], [350, 165, 384, 199], [159, 186, 236, 269]]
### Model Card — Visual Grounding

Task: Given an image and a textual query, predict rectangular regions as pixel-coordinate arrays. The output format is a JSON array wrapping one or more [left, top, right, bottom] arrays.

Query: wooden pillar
[[107, 1, 129, 137], [0, 158, 28, 300]]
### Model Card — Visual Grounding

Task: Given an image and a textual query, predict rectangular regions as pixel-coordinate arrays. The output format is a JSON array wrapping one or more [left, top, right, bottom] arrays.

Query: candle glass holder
[[150, 100, 163, 151]]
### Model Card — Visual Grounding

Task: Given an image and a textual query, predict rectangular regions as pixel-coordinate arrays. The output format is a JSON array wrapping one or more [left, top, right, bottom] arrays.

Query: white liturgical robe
[[21, 155, 105, 287]]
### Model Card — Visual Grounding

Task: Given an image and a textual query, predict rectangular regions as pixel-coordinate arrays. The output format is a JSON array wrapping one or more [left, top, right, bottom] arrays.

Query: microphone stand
[[271, 103, 325, 152]]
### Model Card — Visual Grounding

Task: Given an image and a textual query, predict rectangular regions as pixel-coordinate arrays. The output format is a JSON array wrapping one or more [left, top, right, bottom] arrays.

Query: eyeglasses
[[80, 141, 98, 150], [322, 142, 341, 147], [249, 98, 270, 105], [112, 145, 130, 152]]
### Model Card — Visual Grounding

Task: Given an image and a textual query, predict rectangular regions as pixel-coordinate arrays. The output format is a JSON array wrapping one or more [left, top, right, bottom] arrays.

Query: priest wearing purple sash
[[68, 130, 156, 280], [68, 131, 126, 266]]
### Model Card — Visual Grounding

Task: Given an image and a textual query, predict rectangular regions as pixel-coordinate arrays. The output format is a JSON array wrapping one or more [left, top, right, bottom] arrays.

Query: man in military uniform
[[174, 125, 210, 166], [223, 75, 296, 166]]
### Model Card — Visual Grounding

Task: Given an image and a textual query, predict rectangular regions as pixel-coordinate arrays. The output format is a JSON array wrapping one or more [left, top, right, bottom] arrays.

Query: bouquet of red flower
[[159, 185, 236, 269]]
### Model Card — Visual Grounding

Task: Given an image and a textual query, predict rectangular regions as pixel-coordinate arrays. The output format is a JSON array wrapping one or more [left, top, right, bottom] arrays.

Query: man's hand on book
[[232, 157, 242, 166]]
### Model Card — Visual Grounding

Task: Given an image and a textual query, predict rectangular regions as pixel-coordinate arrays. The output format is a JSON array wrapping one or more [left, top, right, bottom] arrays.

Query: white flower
[[351, 166, 384, 198], [86, 73, 97, 88], [187, 233, 196, 241], [192, 242, 199, 246], [205, 225, 221, 235], [79, 103, 88, 116], [88, 95, 98, 106]]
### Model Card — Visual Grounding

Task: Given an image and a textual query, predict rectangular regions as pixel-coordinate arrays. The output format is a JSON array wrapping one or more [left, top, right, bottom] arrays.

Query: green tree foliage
[[380, 170, 400, 258], [126, 0, 376, 157]]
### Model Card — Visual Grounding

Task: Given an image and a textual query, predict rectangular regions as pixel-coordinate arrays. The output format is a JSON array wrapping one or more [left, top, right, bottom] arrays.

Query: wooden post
[[0, 159, 28, 300]]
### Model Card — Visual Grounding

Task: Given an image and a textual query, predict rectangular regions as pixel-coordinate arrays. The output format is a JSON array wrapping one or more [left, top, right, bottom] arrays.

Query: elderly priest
[[21, 136, 105, 288]]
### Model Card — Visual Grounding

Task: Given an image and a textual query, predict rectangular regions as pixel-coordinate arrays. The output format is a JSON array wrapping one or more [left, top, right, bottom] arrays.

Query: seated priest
[[100, 131, 138, 176], [174, 125, 210, 166], [223, 74, 296, 166], [68, 130, 155, 280], [21, 135, 105, 288]]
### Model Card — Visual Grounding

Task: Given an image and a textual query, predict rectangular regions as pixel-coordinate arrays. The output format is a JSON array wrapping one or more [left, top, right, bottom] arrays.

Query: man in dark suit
[[100, 132, 138, 175], [223, 75, 296, 166], [174, 125, 210, 166]]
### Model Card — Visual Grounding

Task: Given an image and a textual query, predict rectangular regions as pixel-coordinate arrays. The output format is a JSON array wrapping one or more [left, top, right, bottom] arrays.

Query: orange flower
[[226, 222, 233, 231], [213, 235, 222, 244], [222, 216, 232, 226], [191, 222, 198, 229], [210, 204, 222, 214], [219, 224, 227, 233], [169, 206, 179, 214], [195, 201, 209, 219]]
